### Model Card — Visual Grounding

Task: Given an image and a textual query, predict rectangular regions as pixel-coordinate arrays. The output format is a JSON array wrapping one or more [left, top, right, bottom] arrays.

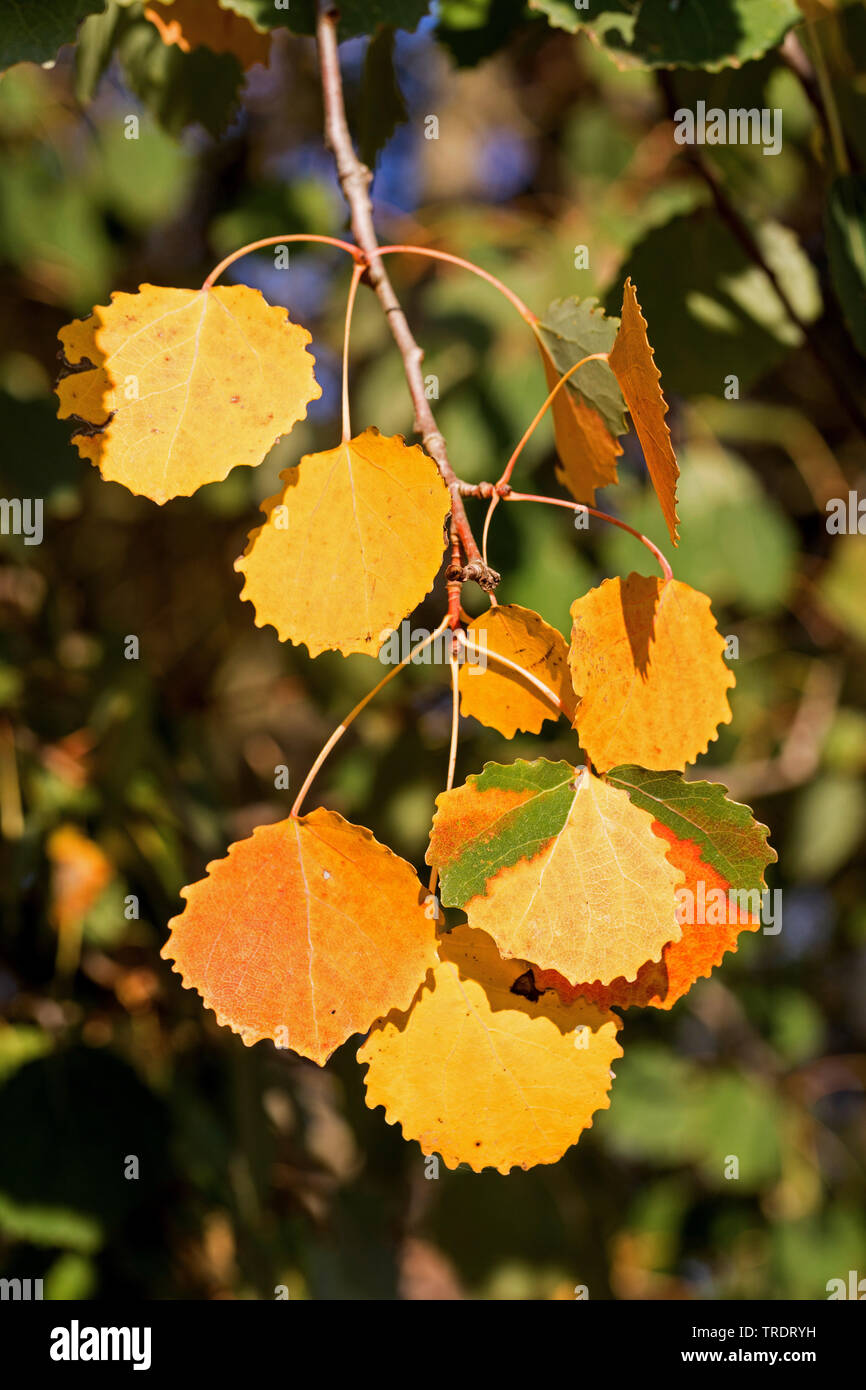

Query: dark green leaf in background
[[359, 26, 407, 168], [825, 173, 866, 359]]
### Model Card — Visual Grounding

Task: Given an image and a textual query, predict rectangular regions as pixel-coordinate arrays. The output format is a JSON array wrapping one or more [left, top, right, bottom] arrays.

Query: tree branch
[[315, 3, 499, 594]]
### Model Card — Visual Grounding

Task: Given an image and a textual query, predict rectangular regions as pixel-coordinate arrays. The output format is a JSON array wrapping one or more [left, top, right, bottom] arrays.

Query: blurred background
[[1, 0, 865, 1300]]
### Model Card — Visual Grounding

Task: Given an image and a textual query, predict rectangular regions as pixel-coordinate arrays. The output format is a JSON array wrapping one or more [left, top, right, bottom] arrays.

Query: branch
[[315, 3, 499, 593]]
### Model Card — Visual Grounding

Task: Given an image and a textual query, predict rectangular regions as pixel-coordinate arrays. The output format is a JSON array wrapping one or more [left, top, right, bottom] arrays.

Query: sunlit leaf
[[162, 809, 439, 1065], [608, 277, 679, 544], [236, 427, 450, 658], [56, 283, 319, 504], [569, 574, 734, 771], [458, 603, 576, 737], [428, 760, 683, 984], [358, 925, 622, 1172]]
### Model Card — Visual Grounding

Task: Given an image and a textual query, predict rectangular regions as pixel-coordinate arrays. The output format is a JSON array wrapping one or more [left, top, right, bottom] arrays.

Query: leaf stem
[[456, 630, 568, 715], [428, 644, 462, 901], [498, 350, 610, 487], [290, 616, 451, 818], [503, 492, 674, 582], [376, 244, 536, 325], [341, 261, 364, 441], [201, 233, 363, 290]]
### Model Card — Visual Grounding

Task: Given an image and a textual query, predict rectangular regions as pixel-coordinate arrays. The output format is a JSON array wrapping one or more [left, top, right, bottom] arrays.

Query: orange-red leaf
[[358, 925, 622, 1173], [458, 603, 576, 738], [537, 338, 621, 505], [56, 284, 319, 504], [608, 277, 679, 544], [569, 574, 734, 772], [535, 821, 761, 1011], [161, 809, 439, 1065], [235, 427, 450, 658]]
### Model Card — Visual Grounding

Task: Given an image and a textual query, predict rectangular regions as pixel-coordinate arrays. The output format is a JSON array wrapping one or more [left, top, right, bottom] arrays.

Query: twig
[[315, 3, 498, 594]]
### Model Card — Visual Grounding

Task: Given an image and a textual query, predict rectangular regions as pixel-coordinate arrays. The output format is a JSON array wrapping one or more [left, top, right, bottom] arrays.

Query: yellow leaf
[[358, 925, 622, 1173], [569, 574, 735, 772], [56, 284, 319, 505], [459, 603, 576, 737], [436, 768, 682, 985], [235, 427, 451, 658], [608, 277, 680, 544], [161, 808, 439, 1065], [144, 0, 272, 69], [537, 338, 621, 505]]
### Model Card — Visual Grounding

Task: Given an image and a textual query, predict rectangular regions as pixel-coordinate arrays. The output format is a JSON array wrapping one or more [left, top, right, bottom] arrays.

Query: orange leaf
[[144, 0, 272, 69], [56, 284, 319, 504], [429, 763, 683, 986], [358, 925, 622, 1173], [535, 821, 761, 1011], [161, 809, 439, 1065], [608, 277, 679, 544], [537, 338, 621, 505], [458, 603, 576, 738], [569, 574, 734, 772], [47, 825, 113, 933], [235, 427, 450, 658]]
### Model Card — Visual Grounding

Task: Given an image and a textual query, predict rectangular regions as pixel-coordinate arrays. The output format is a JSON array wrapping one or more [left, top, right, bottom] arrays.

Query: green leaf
[[75, 1, 139, 104], [536, 297, 626, 437], [223, 0, 431, 40], [529, 0, 636, 41], [117, 15, 244, 138], [431, 758, 576, 906], [617, 0, 800, 72], [359, 27, 407, 168], [608, 208, 822, 395], [532, 0, 799, 71], [0, 0, 105, 71], [437, 0, 531, 67], [825, 173, 866, 359], [605, 765, 776, 892]]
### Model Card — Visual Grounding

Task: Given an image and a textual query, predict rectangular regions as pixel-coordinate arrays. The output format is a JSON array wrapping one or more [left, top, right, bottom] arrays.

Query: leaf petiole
[[503, 491, 674, 582]]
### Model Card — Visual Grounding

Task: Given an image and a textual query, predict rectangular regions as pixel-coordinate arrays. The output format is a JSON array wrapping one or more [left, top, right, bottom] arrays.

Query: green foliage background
[[0, 0, 865, 1300]]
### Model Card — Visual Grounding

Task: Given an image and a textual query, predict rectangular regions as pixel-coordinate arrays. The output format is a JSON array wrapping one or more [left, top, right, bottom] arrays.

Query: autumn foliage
[[55, 145, 775, 1172]]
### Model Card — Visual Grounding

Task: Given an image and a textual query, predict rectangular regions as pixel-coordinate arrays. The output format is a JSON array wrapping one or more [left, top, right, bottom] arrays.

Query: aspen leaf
[[236, 427, 450, 658], [569, 574, 735, 773], [536, 821, 765, 1011], [144, 0, 272, 69], [608, 277, 680, 544], [56, 283, 319, 504], [357, 925, 622, 1174], [428, 760, 683, 985], [459, 603, 576, 738], [536, 337, 622, 506], [161, 809, 439, 1065]]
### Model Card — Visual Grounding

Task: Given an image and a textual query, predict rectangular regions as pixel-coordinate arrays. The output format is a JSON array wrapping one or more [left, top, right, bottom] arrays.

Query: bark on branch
[[315, 3, 499, 594]]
